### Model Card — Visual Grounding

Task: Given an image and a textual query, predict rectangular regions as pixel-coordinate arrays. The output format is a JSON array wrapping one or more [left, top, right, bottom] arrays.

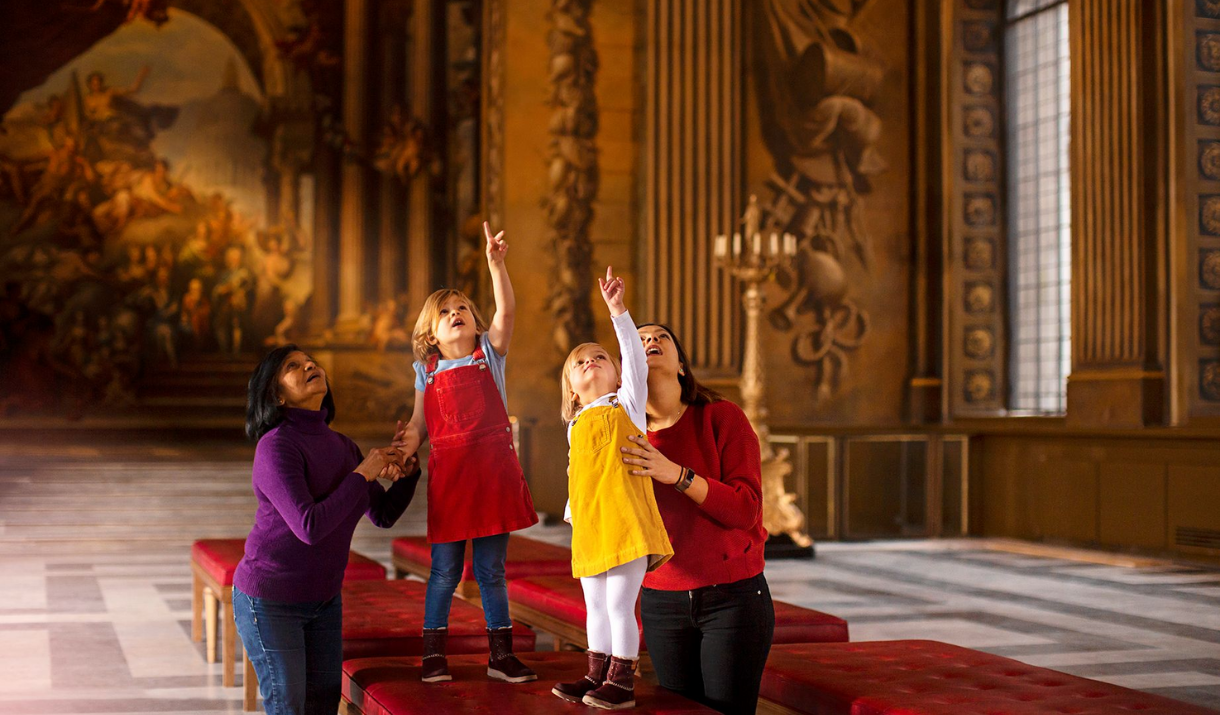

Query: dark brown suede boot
[[421, 627, 451, 683], [552, 650, 610, 703], [486, 627, 537, 683], [582, 656, 636, 709]]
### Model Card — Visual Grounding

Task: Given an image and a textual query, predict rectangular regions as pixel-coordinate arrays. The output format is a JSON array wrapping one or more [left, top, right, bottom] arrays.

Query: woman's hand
[[598, 265, 626, 317], [379, 453, 419, 482], [621, 434, 682, 485], [355, 447, 402, 482]]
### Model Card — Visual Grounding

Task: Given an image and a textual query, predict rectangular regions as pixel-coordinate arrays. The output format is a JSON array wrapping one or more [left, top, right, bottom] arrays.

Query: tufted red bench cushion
[[760, 640, 1217, 715], [507, 576, 849, 646], [341, 651, 716, 714], [391, 535, 572, 581], [341, 579, 535, 661], [191, 538, 387, 586]]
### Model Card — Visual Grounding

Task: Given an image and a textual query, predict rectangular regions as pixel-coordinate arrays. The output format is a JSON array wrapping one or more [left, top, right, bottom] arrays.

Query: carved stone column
[[406, 0, 437, 311], [336, 0, 371, 331], [1065, 0, 1165, 427], [379, 0, 409, 302]]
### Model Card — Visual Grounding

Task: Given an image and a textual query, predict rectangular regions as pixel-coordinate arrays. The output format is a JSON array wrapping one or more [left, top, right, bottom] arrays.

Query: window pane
[[1005, 1, 1070, 415]]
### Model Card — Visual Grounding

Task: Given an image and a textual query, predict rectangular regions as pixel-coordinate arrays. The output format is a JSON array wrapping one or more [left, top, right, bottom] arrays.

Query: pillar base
[[1066, 371, 1164, 429]]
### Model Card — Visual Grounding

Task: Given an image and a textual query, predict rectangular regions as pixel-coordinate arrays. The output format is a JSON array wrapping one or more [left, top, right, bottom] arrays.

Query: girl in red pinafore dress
[[393, 222, 539, 684]]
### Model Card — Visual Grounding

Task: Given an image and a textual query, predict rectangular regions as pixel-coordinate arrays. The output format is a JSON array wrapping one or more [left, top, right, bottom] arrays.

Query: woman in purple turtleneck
[[233, 344, 420, 715]]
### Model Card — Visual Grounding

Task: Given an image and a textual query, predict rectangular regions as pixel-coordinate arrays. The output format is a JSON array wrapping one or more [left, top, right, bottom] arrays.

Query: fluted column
[[1066, 0, 1164, 427], [336, 0, 371, 331]]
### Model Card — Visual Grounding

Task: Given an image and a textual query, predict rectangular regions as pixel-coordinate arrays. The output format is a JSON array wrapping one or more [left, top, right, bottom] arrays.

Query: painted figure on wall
[[752, 0, 882, 397], [0, 7, 312, 416]]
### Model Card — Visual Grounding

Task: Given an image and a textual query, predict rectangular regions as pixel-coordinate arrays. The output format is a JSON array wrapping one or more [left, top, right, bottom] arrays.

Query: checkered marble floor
[[2, 539, 1218, 713]]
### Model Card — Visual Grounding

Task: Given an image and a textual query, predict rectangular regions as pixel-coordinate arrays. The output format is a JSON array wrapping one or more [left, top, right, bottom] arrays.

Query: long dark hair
[[636, 323, 722, 405], [245, 344, 336, 441]]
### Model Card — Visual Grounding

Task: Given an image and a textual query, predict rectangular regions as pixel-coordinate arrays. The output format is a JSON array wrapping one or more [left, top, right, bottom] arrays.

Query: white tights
[[580, 556, 648, 659]]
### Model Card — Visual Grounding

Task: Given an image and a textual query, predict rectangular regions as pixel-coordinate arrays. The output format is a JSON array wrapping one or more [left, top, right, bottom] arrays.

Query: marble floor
[[1, 538, 1218, 713], [0, 439, 1218, 713]]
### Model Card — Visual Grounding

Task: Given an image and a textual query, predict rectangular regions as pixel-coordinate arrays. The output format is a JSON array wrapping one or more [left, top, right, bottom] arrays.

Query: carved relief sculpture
[[544, 0, 599, 355], [751, 0, 884, 396]]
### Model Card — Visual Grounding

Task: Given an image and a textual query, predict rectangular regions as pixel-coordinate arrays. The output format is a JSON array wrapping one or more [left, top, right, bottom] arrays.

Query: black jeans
[[641, 573, 775, 715]]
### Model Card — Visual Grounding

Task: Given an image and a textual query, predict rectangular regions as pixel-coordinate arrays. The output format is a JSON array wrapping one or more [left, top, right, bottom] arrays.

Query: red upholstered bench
[[340, 651, 717, 715], [391, 535, 571, 600], [756, 640, 1218, 715], [507, 576, 849, 651], [245, 578, 536, 712], [189, 539, 385, 695]]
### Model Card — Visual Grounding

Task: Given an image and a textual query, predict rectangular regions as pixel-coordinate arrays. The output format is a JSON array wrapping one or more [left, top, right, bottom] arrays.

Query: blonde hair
[[560, 342, 621, 423], [411, 289, 489, 363]]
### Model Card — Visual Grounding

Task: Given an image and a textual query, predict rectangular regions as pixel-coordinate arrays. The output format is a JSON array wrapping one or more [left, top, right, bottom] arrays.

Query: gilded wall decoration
[[1200, 140, 1220, 180], [1199, 86, 1220, 125], [544, 0, 599, 356], [965, 369, 995, 402], [964, 106, 995, 137], [1202, 360, 1220, 401], [965, 238, 994, 269], [964, 193, 997, 226], [751, 0, 887, 396], [965, 327, 994, 359], [1200, 32, 1220, 72], [964, 281, 994, 314], [1200, 1, 1220, 21], [948, 0, 1007, 415], [1202, 249, 1220, 290], [1201, 304, 1220, 346], [963, 63, 994, 95], [964, 150, 996, 182], [1202, 195, 1220, 236]]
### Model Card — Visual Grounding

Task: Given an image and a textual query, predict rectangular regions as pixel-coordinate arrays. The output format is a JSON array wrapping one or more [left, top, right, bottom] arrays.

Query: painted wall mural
[[751, 0, 883, 398], [0, 8, 312, 415]]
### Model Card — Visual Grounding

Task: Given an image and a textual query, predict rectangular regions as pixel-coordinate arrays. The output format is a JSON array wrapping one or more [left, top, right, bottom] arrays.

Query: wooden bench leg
[[191, 570, 204, 643], [204, 587, 218, 664], [243, 648, 258, 711], [222, 593, 237, 688]]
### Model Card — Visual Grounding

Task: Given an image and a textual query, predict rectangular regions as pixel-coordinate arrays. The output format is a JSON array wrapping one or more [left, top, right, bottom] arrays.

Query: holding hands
[[599, 266, 626, 317], [355, 445, 418, 483]]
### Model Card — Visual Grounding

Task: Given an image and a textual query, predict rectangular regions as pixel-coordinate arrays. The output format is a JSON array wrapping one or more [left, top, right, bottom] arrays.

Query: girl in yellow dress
[[552, 267, 673, 710]]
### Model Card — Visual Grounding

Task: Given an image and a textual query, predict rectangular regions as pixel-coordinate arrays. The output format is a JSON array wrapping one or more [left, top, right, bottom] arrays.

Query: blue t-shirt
[[413, 332, 508, 409]]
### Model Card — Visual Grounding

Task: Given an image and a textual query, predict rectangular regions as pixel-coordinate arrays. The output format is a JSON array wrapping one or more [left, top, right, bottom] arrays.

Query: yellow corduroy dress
[[568, 399, 674, 579]]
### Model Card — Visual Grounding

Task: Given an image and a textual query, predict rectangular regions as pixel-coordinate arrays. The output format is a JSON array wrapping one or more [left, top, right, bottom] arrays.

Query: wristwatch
[[674, 467, 696, 493]]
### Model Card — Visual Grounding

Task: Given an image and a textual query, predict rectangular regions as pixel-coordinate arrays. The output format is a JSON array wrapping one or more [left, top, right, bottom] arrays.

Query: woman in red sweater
[[619, 323, 775, 714]]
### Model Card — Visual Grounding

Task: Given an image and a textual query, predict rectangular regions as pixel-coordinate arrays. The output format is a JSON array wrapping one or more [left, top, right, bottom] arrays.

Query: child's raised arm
[[600, 266, 648, 425], [485, 221, 515, 355]]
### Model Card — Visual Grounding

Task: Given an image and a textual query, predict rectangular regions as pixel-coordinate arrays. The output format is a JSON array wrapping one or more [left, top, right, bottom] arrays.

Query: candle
[[753, 232, 761, 255], [770, 232, 779, 256], [733, 232, 742, 257], [784, 233, 796, 255], [714, 234, 727, 259]]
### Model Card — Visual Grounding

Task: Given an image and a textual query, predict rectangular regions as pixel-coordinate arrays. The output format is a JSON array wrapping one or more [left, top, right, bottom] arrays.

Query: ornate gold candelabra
[[714, 196, 814, 555]]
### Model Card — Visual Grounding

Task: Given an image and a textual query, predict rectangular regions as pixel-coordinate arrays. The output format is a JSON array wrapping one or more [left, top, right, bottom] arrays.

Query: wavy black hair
[[245, 344, 336, 441], [636, 323, 722, 405]]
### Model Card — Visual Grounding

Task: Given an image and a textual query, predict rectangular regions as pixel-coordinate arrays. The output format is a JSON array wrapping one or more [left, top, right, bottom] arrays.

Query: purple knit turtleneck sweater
[[234, 408, 418, 603]]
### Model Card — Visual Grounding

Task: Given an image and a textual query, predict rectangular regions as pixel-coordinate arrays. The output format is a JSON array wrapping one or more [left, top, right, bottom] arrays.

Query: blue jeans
[[232, 585, 343, 715], [423, 533, 511, 629]]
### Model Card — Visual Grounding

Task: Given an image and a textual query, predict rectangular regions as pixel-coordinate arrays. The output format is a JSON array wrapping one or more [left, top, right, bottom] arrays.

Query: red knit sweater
[[643, 399, 767, 591]]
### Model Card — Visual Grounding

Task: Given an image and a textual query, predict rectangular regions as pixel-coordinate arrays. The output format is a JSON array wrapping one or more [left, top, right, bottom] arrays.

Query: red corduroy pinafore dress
[[423, 344, 538, 543]]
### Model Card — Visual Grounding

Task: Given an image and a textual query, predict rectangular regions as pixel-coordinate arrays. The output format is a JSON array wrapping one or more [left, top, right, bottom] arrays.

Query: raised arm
[[601, 266, 648, 427], [484, 221, 515, 355]]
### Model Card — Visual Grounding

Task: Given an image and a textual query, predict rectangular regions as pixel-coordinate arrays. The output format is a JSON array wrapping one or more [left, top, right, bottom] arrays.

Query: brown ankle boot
[[582, 656, 636, 710], [421, 628, 451, 683], [486, 627, 537, 683], [551, 650, 609, 703]]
